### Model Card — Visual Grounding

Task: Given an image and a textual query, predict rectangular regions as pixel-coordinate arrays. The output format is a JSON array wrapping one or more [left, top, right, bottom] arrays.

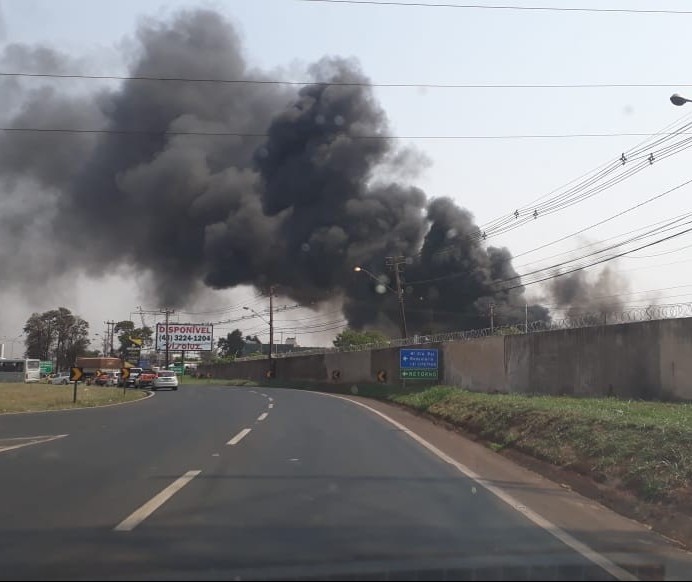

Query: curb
[[0, 389, 155, 416]]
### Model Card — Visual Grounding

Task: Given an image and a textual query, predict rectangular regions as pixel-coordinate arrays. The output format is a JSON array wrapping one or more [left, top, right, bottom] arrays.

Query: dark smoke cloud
[[0, 8, 547, 335], [549, 266, 629, 319]]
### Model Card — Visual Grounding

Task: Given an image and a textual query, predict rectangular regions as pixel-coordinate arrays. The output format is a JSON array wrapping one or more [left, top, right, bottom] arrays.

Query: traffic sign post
[[399, 349, 439, 381], [120, 367, 130, 394], [70, 367, 83, 403]]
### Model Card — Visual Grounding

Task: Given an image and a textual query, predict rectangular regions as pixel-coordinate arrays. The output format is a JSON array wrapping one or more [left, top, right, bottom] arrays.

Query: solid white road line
[[257, 412, 268, 421], [268, 403, 274, 409], [0, 434, 68, 454], [319, 392, 638, 582], [114, 470, 201, 532], [227, 428, 252, 445]]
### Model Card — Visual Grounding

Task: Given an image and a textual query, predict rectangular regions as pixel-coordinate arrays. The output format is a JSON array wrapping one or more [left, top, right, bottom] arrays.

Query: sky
[[2, 0, 692, 352]]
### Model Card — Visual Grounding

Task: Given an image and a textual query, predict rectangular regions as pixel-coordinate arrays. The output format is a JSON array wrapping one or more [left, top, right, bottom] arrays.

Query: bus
[[0, 358, 41, 383]]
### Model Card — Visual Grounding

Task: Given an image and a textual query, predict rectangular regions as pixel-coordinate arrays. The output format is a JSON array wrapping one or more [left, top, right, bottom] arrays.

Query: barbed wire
[[233, 302, 692, 361]]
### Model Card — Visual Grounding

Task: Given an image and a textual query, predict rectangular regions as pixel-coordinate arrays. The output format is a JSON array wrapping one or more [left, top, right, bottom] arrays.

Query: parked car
[[152, 370, 178, 391], [51, 373, 72, 385], [135, 369, 157, 388]]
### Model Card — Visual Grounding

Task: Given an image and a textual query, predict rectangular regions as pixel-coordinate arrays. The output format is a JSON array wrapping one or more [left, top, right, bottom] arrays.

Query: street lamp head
[[670, 93, 690, 107], [353, 266, 362, 272]]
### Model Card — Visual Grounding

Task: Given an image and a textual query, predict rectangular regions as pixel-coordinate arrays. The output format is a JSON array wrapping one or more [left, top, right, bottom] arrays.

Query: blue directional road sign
[[400, 348, 439, 380]]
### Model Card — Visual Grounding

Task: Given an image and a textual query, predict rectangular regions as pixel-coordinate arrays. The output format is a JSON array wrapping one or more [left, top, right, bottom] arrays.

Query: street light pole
[[387, 257, 409, 339], [269, 285, 274, 367], [355, 260, 409, 338], [244, 288, 275, 374]]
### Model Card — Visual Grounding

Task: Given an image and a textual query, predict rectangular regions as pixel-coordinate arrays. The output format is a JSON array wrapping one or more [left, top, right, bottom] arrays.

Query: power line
[[499, 225, 692, 292], [514, 210, 692, 271], [410, 214, 692, 288], [296, 0, 692, 15], [4, 126, 692, 140], [621, 242, 692, 259], [4, 71, 692, 90], [424, 119, 692, 257], [510, 216, 692, 286]]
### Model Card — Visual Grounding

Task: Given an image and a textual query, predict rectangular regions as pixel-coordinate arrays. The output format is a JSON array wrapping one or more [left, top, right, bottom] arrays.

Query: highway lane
[[0, 385, 677, 580]]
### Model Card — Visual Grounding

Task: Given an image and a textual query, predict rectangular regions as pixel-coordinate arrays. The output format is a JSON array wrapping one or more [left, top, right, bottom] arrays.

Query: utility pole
[[160, 308, 175, 368], [525, 303, 529, 333], [386, 256, 408, 338], [105, 321, 116, 357], [268, 286, 275, 370], [490, 304, 495, 334]]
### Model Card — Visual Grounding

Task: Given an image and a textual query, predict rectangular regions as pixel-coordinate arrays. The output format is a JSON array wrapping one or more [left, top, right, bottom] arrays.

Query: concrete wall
[[443, 336, 504, 393], [505, 323, 660, 399], [658, 318, 692, 400], [201, 317, 692, 401]]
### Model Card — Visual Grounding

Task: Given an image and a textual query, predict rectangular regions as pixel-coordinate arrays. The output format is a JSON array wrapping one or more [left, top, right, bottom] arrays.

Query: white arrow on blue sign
[[400, 348, 438, 369]]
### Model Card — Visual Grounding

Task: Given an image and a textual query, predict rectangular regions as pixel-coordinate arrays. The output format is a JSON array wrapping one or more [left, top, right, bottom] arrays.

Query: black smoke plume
[[0, 8, 547, 335]]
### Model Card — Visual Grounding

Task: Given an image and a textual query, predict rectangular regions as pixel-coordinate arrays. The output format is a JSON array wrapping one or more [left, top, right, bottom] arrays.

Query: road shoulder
[[335, 393, 692, 580]]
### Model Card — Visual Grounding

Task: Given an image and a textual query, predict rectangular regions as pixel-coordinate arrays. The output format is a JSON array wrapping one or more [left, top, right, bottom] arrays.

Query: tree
[[23, 312, 56, 360], [217, 329, 245, 359], [332, 328, 389, 349], [23, 307, 91, 369]]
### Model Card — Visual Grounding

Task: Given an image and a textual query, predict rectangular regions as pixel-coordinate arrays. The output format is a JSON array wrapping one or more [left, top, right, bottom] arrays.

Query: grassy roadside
[[390, 387, 692, 504], [0, 383, 147, 413]]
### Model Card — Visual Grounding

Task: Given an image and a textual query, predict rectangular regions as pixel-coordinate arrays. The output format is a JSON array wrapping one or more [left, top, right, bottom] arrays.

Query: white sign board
[[156, 323, 214, 351]]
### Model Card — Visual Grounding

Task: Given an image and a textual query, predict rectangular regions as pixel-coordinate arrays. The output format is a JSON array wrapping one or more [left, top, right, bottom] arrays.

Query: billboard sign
[[156, 323, 214, 351]]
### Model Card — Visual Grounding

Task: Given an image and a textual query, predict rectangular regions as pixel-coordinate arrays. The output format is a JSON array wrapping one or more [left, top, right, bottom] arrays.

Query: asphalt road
[[0, 386, 684, 580]]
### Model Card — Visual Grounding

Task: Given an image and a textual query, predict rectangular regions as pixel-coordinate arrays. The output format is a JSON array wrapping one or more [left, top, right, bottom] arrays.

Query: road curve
[[0, 385, 687, 580]]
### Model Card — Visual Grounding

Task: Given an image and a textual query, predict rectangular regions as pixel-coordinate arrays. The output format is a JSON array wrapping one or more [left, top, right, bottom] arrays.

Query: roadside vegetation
[[391, 387, 692, 504], [0, 383, 146, 413]]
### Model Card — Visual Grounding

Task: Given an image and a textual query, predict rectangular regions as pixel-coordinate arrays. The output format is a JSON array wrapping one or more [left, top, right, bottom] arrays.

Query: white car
[[51, 373, 73, 385], [152, 370, 178, 391]]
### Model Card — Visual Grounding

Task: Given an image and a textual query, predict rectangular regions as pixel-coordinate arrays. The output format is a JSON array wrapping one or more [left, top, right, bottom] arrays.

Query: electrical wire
[[5, 71, 692, 90], [425, 114, 692, 257], [296, 0, 692, 15], [513, 210, 692, 271], [3, 126, 692, 140], [498, 225, 692, 291]]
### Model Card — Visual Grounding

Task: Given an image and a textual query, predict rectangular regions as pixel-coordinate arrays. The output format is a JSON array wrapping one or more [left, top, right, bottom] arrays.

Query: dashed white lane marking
[[257, 412, 268, 422], [318, 392, 638, 582], [268, 403, 274, 409], [227, 428, 252, 445], [0, 434, 67, 454], [249, 390, 258, 394], [268, 397, 274, 402], [114, 470, 201, 532], [261, 393, 268, 398]]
